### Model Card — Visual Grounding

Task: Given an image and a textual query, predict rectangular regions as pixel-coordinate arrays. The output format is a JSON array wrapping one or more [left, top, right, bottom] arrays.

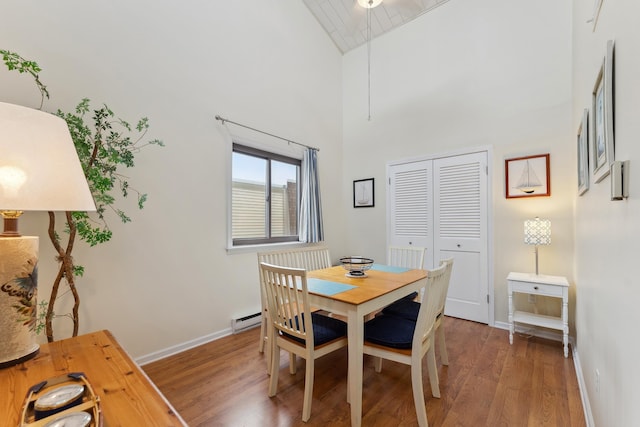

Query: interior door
[[433, 152, 488, 323], [387, 160, 434, 266]]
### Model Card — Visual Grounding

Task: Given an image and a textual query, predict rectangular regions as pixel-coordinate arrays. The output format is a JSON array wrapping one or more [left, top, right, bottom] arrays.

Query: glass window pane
[[271, 160, 298, 237], [232, 152, 267, 239]]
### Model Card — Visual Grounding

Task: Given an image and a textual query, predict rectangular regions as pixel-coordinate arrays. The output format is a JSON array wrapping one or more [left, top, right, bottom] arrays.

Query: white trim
[[572, 347, 595, 427], [136, 328, 232, 366], [226, 241, 321, 255], [387, 144, 494, 167]]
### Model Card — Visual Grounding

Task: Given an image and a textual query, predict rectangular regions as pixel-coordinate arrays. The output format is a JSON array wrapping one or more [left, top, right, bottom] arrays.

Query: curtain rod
[[215, 115, 319, 152]]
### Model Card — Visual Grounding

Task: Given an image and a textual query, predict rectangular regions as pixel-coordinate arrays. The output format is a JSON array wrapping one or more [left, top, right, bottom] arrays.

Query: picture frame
[[591, 40, 615, 184], [590, 0, 603, 31], [505, 154, 551, 199], [577, 108, 590, 196], [353, 178, 374, 208]]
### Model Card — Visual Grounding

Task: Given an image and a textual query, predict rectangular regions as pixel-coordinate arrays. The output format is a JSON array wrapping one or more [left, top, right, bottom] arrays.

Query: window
[[232, 143, 300, 246]]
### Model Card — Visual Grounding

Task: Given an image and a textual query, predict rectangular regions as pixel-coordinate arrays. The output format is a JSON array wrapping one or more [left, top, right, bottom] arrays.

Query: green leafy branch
[[0, 49, 49, 108], [2, 49, 164, 341]]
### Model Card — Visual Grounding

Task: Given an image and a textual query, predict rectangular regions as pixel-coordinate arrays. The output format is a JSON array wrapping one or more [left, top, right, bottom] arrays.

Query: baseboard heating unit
[[231, 312, 262, 334]]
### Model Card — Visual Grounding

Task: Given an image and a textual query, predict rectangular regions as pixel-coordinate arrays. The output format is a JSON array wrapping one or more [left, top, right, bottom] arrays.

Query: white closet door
[[433, 152, 488, 323], [387, 161, 433, 266]]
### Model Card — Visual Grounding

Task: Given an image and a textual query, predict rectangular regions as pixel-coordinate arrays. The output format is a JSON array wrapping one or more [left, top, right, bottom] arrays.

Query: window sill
[[226, 241, 310, 255]]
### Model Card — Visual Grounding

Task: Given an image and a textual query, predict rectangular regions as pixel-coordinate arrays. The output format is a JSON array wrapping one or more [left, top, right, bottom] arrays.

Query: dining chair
[[257, 246, 332, 371], [259, 262, 347, 423], [388, 245, 426, 299], [382, 258, 454, 366], [363, 262, 449, 427], [388, 245, 427, 270]]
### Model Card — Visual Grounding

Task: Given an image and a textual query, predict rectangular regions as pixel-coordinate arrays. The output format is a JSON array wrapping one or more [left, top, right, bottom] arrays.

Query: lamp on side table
[[0, 102, 95, 368]]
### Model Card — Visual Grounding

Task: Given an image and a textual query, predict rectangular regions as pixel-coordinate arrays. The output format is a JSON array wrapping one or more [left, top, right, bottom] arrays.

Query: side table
[[507, 272, 569, 357]]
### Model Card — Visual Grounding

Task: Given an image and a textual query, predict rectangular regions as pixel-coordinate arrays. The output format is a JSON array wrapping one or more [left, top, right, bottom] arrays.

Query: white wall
[[0, 1, 346, 358], [572, 0, 640, 424], [342, 0, 574, 328]]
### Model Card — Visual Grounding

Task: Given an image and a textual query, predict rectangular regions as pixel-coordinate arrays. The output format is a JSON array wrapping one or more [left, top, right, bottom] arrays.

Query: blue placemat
[[371, 264, 411, 273], [306, 278, 356, 296]]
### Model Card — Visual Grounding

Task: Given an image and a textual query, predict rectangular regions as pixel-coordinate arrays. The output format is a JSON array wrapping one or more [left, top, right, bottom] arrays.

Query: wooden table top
[[307, 265, 427, 305], [0, 329, 186, 427]]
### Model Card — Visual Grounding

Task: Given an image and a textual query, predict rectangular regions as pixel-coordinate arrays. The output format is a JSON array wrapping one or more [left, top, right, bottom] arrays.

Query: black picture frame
[[353, 178, 374, 208]]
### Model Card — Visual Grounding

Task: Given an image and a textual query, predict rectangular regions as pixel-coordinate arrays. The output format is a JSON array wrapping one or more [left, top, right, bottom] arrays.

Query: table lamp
[[0, 101, 96, 368], [524, 217, 551, 275]]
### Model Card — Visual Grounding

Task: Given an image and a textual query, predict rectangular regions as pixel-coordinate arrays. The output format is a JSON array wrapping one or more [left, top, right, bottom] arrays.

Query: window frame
[[231, 143, 301, 247]]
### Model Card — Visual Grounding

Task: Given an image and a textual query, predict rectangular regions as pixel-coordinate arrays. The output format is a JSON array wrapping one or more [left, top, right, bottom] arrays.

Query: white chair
[[388, 245, 426, 270], [363, 262, 450, 427], [260, 262, 347, 422], [373, 246, 426, 317], [381, 258, 454, 366], [257, 246, 332, 372]]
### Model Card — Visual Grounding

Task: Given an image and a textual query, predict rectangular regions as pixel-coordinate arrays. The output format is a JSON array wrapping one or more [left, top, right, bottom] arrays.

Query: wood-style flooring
[[143, 317, 586, 426]]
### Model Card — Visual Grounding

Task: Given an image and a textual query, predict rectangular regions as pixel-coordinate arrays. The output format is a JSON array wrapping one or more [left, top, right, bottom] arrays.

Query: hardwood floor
[[143, 317, 585, 426]]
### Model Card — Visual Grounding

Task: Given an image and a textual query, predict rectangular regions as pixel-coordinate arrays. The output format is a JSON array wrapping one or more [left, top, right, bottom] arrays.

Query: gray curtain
[[299, 148, 324, 242]]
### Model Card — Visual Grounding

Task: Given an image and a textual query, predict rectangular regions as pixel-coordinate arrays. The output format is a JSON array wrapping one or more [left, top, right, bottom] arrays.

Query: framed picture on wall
[[591, 39, 615, 183], [353, 178, 374, 208], [577, 108, 589, 196], [505, 154, 551, 199]]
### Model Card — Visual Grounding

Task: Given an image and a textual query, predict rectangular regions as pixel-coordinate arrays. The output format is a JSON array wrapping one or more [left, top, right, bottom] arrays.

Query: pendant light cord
[[367, 4, 372, 121]]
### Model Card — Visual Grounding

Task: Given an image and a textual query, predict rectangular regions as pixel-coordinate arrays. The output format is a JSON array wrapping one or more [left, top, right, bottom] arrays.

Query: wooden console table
[[507, 272, 570, 357], [0, 329, 187, 426]]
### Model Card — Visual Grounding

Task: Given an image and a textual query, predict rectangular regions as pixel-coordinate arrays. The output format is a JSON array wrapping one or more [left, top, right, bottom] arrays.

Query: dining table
[[305, 264, 428, 427]]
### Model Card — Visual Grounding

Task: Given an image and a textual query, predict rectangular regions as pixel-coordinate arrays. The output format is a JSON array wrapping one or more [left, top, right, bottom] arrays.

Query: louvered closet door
[[434, 152, 488, 323], [388, 161, 433, 265]]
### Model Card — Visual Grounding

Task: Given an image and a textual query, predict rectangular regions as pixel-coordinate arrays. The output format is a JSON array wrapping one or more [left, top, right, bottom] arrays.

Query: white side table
[[507, 272, 570, 357]]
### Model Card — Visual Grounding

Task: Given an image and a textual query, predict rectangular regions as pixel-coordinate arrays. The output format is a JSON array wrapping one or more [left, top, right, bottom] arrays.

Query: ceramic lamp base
[[0, 236, 39, 368]]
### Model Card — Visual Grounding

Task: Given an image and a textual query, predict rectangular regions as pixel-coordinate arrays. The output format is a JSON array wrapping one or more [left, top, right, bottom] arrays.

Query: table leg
[[508, 286, 514, 345], [347, 309, 363, 427], [562, 297, 569, 358]]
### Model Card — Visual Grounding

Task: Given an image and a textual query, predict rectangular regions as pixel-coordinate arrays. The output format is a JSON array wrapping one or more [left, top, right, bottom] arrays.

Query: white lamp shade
[[0, 102, 96, 212], [524, 217, 551, 246]]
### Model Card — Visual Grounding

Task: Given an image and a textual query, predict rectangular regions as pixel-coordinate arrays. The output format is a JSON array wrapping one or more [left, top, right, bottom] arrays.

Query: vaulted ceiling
[[303, 0, 451, 53]]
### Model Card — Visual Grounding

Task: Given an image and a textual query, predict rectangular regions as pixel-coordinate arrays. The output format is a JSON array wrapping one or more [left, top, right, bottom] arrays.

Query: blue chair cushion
[[382, 299, 420, 321], [282, 312, 347, 346], [364, 314, 416, 349], [400, 291, 418, 301]]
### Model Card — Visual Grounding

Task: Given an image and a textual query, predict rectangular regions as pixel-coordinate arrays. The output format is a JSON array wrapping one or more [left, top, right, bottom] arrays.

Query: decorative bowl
[[339, 256, 374, 278]]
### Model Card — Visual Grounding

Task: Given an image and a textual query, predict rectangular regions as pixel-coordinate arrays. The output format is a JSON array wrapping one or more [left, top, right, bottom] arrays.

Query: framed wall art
[[577, 108, 589, 195], [592, 39, 615, 183], [353, 178, 374, 208], [505, 154, 551, 199]]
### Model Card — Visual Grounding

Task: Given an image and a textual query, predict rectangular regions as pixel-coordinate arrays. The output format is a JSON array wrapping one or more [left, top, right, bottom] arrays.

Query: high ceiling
[[303, 0, 451, 53]]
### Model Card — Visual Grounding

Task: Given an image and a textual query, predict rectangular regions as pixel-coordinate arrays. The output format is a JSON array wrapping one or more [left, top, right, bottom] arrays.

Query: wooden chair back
[[388, 246, 426, 269], [258, 245, 331, 271], [259, 262, 312, 345], [414, 263, 449, 352], [436, 258, 454, 315]]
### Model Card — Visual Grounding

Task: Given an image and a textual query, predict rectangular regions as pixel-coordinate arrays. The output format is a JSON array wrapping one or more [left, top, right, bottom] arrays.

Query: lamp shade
[[0, 102, 95, 212], [524, 217, 551, 246]]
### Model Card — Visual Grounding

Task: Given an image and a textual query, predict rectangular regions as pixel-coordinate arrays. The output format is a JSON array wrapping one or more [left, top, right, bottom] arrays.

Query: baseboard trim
[[571, 346, 595, 427], [136, 327, 233, 366]]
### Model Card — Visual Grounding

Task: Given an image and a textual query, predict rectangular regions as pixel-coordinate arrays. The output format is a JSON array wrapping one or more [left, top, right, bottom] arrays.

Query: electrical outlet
[[528, 294, 536, 304], [595, 369, 600, 394]]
